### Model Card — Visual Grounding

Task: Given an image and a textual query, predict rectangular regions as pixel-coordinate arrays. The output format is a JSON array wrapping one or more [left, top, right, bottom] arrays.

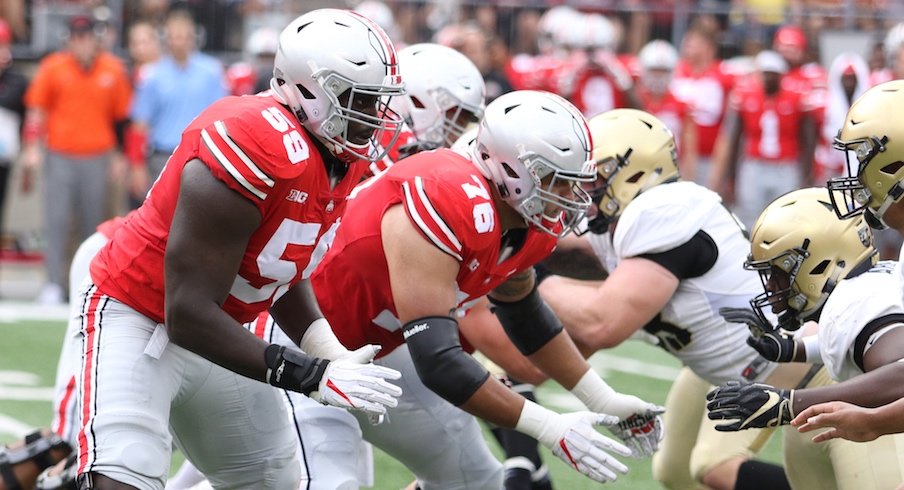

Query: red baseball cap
[[67, 15, 96, 35], [774, 25, 807, 50]]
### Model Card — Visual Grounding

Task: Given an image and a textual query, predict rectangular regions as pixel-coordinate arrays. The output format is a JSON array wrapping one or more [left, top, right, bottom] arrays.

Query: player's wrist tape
[[264, 344, 329, 395], [299, 317, 351, 360], [570, 368, 615, 413], [403, 316, 489, 406], [515, 399, 557, 447], [802, 335, 821, 364], [489, 285, 563, 356]]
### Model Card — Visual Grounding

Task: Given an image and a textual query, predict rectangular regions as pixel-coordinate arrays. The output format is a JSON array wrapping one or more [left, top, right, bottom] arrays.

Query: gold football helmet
[[746, 187, 877, 330], [828, 80, 904, 229], [584, 108, 679, 234]]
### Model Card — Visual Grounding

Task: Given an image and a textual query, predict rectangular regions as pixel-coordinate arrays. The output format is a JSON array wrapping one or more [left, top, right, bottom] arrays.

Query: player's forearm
[[269, 279, 327, 346], [458, 376, 526, 428], [166, 298, 270, 382], [538, 276, 629, 350], [793, 362, 904, 413], [528, 330, 592, 389]]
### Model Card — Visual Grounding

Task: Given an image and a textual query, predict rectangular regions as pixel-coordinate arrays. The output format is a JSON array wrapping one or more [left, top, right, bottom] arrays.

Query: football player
[[718, 80, 904, 443], [310, 90, 665, 489], [706, 187, 904, 488], [535, 108, 823, 490], [69, 9, 406, 489]]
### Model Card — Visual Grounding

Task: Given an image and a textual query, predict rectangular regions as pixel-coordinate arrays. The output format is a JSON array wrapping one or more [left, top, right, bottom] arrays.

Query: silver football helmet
[[270, 9, 405, 162], [390, 43, 486, 148], [471, 90, 597, 237]]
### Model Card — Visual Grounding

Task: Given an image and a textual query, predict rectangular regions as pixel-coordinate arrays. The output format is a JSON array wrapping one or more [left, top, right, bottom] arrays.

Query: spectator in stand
[[0, 19, 27, 245], [671, 21, 737, 187], [636, 39, 699, 181], [709, 50, 816, 230], [125, 20, 161, 87], [20, 14, 132, 305], [124, 9, 227, 207], [225, 25, 278, 96]]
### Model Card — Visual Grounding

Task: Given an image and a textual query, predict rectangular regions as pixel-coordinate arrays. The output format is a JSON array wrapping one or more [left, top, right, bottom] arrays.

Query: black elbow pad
[[489, 285, 563, 356], [402, 316, 490, 406]]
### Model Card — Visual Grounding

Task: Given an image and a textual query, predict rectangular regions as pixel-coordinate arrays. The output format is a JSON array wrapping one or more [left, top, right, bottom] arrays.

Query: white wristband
[[570, 369, 615, 413], [298, 318, 351, 360], [515, 399, 557, 447], [802, 334, 822, 364]]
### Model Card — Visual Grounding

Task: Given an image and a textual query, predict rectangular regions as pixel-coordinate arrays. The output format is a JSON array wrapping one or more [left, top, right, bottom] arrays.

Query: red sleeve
[[399, 160, 496, 261], [195, 107, 309, 208]]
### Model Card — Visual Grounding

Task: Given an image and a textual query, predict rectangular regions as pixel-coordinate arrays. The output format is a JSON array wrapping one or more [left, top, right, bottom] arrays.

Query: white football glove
[[605, 412, 664, 458], [311, 345, 402, 420], [517, 401, 631, 484], [570, 369, 665, 457]]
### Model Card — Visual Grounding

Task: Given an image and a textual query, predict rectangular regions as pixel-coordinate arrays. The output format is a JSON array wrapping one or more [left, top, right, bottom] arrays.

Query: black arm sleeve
[[403, 316, 490, 406], [853, 313, 904, 372], [638, 230, 718, 280], [488, 284, 564, 356]]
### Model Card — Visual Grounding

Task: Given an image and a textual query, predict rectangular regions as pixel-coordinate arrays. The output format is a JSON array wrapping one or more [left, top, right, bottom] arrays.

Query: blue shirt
[[130, 52, 227, 153]]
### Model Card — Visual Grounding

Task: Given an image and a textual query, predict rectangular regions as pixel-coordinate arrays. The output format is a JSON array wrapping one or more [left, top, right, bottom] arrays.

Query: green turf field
[[0, 316, 783, 489]]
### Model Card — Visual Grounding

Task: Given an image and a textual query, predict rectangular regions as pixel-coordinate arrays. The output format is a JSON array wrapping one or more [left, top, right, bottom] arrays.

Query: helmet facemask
[[745, 249, 811, 331], [827, 134, 897, 228], [515, 151, 596, 237], [294, 68, 404, 162]]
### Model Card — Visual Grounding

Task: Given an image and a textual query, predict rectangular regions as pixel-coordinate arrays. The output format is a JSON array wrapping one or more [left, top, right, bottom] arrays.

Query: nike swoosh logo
[[742, 391, 780, 427]]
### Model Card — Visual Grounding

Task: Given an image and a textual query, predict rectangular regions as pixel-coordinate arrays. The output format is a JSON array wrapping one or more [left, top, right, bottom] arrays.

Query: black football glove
[[705, 381, 794, 431], [719, 307, 796, 362]]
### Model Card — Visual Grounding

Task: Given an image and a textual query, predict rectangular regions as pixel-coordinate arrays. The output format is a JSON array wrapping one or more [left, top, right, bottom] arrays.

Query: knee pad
[[297, 406, 363, 490], [0, 429, 72, 490]]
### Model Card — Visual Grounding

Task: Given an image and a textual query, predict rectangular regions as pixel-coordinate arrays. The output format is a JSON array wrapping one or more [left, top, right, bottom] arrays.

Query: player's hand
[[706, 381, 794, 431], [545, 412, 632, 483], [720, 307, 795, 362], [312, 345, 402, 419], [605, 412, 664, 457], [791, 401, 884, 443]]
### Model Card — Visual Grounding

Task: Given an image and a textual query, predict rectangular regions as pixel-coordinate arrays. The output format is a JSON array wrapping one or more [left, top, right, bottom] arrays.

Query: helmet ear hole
[[809, 259, 830, 276], [501, 162, 519, 179], [297, 84, 315, 100], [880, 160, 904, 175], [625, 171, 644, 183], [410, 96, 426, 109]]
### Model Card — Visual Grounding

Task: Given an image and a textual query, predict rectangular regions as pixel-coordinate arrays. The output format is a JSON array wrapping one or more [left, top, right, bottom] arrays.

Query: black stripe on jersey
[[639, 230, 718, 280], [853, 313, 904, 372]]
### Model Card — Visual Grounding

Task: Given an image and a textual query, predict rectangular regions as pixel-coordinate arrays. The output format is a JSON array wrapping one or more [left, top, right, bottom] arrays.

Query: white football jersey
[[819, 261, 904, 381], [587, 181, 777, 385]]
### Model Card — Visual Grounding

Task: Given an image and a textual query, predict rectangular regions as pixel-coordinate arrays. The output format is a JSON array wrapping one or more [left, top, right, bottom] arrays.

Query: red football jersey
[[639, 88, 689, 152], [311, 148, 557, 357], [671, 60, 736, 157], [729, 80, 812, 162], [90, 94, 367, 323]]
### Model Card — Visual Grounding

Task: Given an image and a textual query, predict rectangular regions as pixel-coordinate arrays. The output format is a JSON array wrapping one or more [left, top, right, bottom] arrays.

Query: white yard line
[[0, 413, 33, 437], [0, 301, 70, 323]]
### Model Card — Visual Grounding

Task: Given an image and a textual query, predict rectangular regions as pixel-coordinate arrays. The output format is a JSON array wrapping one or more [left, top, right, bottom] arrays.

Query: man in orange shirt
[[20, 14, 132, 304]]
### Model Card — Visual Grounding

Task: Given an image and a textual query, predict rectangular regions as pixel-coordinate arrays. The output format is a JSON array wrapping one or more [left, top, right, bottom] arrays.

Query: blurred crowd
[[1, 0, 904, 304]]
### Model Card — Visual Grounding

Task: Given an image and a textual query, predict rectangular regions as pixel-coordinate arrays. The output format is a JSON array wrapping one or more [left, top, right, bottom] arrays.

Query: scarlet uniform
[[91, 94, 366, 324], [671, 60, 735, 158], [638, 88, 689, 150], [729, 78, 812, 162], [312, 148, 556, 357]]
